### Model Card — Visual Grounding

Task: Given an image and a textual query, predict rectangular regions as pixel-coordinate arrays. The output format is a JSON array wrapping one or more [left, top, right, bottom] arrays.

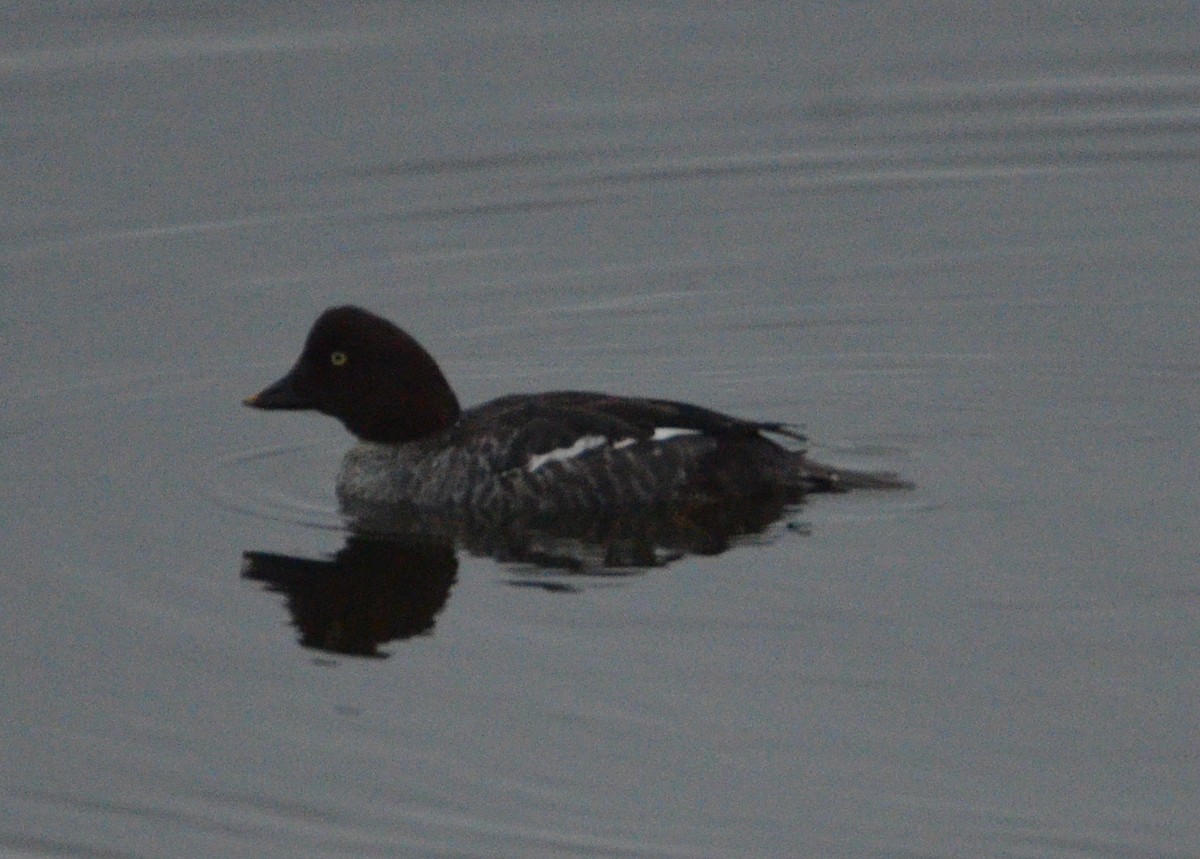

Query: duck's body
[[245, 306, 907, 523], [334, 390, 878, 521]]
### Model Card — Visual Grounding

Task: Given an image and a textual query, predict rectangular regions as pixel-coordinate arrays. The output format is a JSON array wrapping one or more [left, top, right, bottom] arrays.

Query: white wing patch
[[650, 427, 702, 441], [526, 435, 610, 472], [610, 428, 702, 451], [525, 428, 705, 471]]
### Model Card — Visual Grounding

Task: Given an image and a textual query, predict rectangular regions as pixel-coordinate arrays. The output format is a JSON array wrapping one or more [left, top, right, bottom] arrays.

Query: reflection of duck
[[239, 496, 793, 654], [244, 306, 908, 525], [344, 488, 802, 576], [241, 535, 457, 657]]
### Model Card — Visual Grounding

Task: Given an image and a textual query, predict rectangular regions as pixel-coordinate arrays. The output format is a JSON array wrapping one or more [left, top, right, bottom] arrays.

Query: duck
[[244, 306, 908, 524]]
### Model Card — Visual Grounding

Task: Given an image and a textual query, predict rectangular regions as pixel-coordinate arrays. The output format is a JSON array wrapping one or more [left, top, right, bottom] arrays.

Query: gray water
[[3, 4, 1198, 857]]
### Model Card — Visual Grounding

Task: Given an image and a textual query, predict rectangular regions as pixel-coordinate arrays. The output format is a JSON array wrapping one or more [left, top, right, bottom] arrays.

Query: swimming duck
[[245, 306, 907, 523]]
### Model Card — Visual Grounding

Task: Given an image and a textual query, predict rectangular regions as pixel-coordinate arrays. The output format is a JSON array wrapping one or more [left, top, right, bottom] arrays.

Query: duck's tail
[[793, 455, 914, 493]]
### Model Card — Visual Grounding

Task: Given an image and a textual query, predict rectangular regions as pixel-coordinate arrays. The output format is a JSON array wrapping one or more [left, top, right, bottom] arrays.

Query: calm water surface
[[3, 4, 1198, 857]]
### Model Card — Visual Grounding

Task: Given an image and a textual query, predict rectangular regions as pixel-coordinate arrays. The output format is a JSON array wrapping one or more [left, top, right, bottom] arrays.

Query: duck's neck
[[395, 366, 461, 442]]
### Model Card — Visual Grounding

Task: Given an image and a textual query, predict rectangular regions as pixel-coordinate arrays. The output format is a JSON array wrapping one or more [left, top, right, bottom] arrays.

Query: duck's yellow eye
[[330, 351, 348, 367]]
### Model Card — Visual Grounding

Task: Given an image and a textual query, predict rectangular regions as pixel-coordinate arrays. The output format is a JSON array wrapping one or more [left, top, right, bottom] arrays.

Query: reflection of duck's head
[[245, 306, 909, 525], [241, 534, 457, 658]]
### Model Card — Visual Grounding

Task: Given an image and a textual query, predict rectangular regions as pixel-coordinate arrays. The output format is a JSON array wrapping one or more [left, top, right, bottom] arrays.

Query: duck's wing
[[576, 392, 808, 444], [455, 391, 803, 474]]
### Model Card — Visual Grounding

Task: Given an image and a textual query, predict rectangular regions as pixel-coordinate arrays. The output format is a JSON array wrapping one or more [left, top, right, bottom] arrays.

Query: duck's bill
[[243, 371, 312, 410]]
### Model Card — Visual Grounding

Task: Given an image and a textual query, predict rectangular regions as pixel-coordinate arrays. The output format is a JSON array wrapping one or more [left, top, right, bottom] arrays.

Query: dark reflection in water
[[345, 490, 805, 580], [241, 535, 457, 657], [244, 493, 808, 652]]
